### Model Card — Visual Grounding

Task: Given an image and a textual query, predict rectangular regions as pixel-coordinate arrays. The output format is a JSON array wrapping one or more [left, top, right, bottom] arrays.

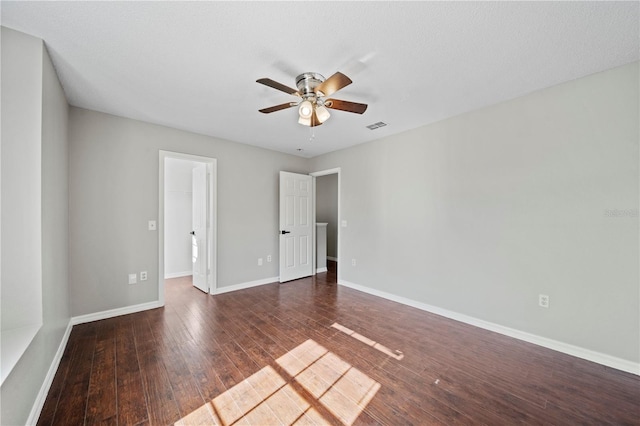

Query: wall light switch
[[341, 220, 348, 227], [148, 220, 157, 231], [128, 273, 137, 285]]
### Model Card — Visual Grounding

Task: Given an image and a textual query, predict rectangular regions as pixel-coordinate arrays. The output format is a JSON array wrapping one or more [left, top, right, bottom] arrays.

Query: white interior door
[[192, 163, 208, 292], [279, 171, 313, 282]]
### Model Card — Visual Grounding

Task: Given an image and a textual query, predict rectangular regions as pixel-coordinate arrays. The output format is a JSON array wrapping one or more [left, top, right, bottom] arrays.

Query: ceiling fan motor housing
[[296, 73, 325, 97]]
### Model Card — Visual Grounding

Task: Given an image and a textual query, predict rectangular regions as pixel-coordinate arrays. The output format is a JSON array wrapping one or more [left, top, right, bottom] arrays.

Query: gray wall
[[310, 62, 639, 363], [0, 28, 70, 425], [316, 173, 338, 258], [0, 27, 43, 334], [69, 108, 308, 316]]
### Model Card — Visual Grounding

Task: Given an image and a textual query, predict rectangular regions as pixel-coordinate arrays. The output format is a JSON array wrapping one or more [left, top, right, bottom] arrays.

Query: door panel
[[279, 171, 313, 282], [192, 163, 208, 293], [299, 235, 309, 265]]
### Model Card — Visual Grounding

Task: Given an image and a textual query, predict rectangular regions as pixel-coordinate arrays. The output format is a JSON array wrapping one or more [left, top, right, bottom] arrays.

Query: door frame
[[310, 167, 341, 283], [158, 150, 217, 305]]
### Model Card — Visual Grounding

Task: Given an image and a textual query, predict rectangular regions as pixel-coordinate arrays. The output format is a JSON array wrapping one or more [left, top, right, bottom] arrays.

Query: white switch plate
[[148, 220, 157, 231], [258, 258, 263, 266], [341, 220, 348, 227], [128, 273, 137, 285]]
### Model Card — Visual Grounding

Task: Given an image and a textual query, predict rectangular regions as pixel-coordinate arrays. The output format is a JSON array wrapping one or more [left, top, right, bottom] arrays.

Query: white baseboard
[[338, 279, 639, 376], [316, 267, 328, 273], [26, 320, 73, 425], [327, 256, 338, 262], [212, 276, 278, 295], [164, 271, 192, 279], [71, 300, 163, 325]]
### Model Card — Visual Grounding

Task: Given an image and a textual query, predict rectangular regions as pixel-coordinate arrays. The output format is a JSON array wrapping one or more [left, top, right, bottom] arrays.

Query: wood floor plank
[[115, 317, 150, 426], [36, 337, 77, 426], [145, 310, 209, 421], [50, 333, 96, 425], [132, 316, 182, 425], [85, 321, 117, 425], [178, 339, 228, 402]]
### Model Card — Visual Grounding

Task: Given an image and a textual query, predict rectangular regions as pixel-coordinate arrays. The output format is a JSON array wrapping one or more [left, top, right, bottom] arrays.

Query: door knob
[[281, 230, 291, 235], [190, 231, 196, 236]]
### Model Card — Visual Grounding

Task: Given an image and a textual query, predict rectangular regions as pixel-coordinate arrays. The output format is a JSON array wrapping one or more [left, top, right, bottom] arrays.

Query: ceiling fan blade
[[314, 72, 352, 97], [256, 78, 301, 96], [325, 99, 368, 114], [259, 102, 297, 114]]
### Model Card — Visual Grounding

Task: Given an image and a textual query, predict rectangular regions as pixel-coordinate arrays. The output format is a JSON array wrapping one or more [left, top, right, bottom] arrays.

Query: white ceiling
[[2, 1, 638, 158]]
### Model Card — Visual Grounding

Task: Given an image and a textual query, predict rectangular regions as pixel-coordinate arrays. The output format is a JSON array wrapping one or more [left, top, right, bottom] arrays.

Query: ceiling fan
[[256, 71, 367, 127]]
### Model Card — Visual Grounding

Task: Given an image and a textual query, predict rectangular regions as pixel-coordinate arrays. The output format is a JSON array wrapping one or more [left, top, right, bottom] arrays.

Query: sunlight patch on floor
[[331, 322, 404, 360], [276, 340, 381, 425], [174, 339, 380, 425]]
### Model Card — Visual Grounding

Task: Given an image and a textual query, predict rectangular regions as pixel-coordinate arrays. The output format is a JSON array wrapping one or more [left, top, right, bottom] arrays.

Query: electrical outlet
[[352, 258, 357, 266], [539, 294, 550, 308], [267, 255, 272, 263], [140, 271, 148, 281], [148, 220, 157, 231], [128, 273, 137, 285], [258, 258, 263, 266]]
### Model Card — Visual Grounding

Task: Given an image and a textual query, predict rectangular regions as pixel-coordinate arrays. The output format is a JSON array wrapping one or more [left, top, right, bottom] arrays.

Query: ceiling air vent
[[366, 121, 387, 130]]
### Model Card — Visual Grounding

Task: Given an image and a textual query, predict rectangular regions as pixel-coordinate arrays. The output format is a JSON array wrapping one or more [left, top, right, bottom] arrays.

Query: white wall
[[164, 158, 195, 278], [0, 28, 70, 424], [310, 62, 639, 365], [69, 108, 308, 316], [0, 26, 43, 337], [316, 174, 338, 259]]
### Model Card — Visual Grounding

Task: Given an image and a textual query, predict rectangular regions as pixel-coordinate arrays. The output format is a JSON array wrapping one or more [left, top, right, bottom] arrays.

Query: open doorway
[[159, 151, 217, 305], [311, 168, 340, 282]]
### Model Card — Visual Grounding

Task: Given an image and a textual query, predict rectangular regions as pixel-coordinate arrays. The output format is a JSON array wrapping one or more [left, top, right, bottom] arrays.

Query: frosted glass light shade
[[298, 115, 311, 126], [315, 105, 330, 123], [298, 100, 313, 118]]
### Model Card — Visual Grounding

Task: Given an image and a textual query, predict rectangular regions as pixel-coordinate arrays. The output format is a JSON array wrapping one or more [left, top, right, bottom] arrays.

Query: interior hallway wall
[[316, 173, 339, 259], [164, 158, 195, 278]]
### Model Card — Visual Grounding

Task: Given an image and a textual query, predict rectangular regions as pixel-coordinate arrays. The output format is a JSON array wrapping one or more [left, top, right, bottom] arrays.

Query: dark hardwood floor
[[38, 261, 639, 425]]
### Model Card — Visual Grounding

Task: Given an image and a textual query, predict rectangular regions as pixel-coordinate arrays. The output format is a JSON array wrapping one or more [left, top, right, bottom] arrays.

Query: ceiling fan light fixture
[[298, 100, 313, 119], [315, 105, 330, 123], [298, 115, 311, 126]]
